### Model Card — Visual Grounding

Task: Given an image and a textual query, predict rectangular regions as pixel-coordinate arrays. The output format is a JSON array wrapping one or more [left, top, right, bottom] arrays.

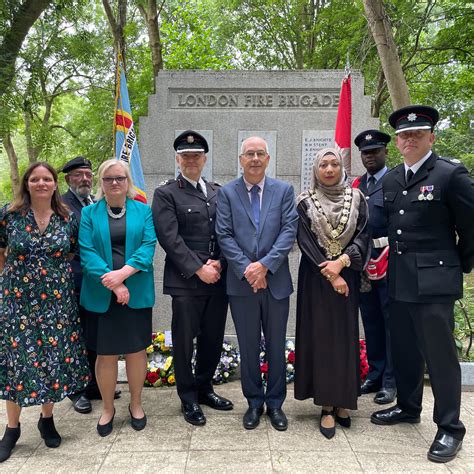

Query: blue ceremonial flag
[[114, 55, 147, 203]]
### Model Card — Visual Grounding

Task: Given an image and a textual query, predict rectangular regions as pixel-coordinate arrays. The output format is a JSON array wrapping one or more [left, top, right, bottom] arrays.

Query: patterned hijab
[[297, 148, 363, 258]]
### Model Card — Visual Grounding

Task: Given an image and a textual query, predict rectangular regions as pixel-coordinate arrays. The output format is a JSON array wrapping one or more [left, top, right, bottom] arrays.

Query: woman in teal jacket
[[79, 159, 156, 437]]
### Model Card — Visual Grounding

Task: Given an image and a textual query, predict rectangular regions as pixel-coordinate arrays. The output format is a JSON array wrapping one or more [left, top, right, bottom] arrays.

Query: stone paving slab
[[0, 380, 473, 473]]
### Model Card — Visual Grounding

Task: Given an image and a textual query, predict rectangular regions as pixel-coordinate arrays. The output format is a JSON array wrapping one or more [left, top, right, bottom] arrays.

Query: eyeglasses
[[102, 176, 127, 184], [69, 171, 94, 179], [242, 150, 267, 159]]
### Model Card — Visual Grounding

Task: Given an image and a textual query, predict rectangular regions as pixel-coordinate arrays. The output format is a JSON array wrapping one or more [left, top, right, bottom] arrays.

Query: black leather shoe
[[97, 409, 115, 437], [427, 433, 462, 463], [198, 392, 234, 411], [128, 405, 147, 431], [72, 394, 92, 414], [360, 379, 381, 395], [320, 409, 336, 439], [335, 409, 351, 428], [87, 389, 121, 400], [38, 415, 61, 448], [267, 408, 288, 431], [243, 406, 264, 430], [0, 424, 21, 463], [181, 403, 206, 426], [371, 405, 420, 425], [374, 388, 397, 405]]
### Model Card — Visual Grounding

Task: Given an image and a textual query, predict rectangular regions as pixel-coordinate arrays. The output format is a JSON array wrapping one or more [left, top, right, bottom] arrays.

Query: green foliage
[[454, 277, 474, 362]]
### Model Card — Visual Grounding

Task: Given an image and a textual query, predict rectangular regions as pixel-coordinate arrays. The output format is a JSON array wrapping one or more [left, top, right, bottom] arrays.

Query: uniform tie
[[250, 185, 260, 230], [196, 182, 203, 193], [406, 169, 414, 184], [367, 176, 376, 193]]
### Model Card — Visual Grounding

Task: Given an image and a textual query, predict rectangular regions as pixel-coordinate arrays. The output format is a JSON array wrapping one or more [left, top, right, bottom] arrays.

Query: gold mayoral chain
[[309, 187, 353, 257]]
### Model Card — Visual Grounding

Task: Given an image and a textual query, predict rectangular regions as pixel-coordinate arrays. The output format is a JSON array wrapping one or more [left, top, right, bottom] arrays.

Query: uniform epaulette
[[159, 178, 176, 187], [438, 156, 462, 166]]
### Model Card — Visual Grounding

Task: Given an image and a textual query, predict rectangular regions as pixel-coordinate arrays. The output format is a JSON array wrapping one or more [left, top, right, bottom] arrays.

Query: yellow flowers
[[167, 375, 175, 384], [146, 344, 154, 354], [164, 356, 172, 371]]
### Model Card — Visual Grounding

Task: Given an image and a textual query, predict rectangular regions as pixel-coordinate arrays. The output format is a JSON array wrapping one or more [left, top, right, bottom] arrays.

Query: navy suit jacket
[[216, 176, 298, 299]]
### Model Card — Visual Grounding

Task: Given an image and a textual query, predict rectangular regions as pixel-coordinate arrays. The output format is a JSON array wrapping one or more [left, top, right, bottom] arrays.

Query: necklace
[[32, 209, 52, 226], [106, 202, 126, 219], [309, 187, 353, 257]]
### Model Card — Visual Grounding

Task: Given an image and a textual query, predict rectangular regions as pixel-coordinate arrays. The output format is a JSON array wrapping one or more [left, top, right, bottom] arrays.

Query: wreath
[[259, 338, 369, 384], [145, 332, 240, 387]]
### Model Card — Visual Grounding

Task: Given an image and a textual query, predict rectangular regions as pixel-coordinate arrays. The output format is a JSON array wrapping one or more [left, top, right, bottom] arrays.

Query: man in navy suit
[[216, 136, 298, 431], [354, 130, 396, 405], [61, 156, 120, 414]]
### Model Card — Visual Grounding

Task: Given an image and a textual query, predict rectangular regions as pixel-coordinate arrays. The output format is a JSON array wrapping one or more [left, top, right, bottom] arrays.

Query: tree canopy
[[1, 0, 472, 202]]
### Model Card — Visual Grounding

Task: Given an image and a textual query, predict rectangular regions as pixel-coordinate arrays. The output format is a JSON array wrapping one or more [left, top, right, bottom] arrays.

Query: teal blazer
[[79, 198, 156, 313]]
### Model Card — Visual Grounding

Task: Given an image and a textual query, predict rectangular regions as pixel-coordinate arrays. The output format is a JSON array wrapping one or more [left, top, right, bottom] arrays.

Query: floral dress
[[0, 205, 90, 407]]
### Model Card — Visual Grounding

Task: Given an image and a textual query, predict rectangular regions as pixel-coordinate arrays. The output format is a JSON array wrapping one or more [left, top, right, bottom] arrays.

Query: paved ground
[[0, 380, 473, 473]]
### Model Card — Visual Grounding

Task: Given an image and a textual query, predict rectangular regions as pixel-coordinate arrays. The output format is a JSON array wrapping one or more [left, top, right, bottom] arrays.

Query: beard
[[71, 184, 92, 198]]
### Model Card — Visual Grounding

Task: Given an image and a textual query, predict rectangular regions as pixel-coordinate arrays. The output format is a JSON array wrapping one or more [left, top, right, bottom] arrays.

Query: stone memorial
[[140, 70, 378, 338]]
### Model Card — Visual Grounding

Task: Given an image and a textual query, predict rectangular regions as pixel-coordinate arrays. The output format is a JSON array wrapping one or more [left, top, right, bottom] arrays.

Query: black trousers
[[69, 300, 99, 400], [171, 294, 228, 404], [230, 290, 289, 409], [360, 278, 396, 389], [389, 300, 465, 440]]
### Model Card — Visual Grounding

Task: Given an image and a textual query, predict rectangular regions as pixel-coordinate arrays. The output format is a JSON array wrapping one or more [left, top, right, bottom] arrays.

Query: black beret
[[174, 130, 209, 154], [61, 156, 92, 174], [389, 105, 439, 134], [354, 129, 391, 151]]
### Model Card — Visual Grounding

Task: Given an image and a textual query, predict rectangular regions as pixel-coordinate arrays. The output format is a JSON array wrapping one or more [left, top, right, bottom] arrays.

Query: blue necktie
[[250, 185, 260, 230], [367, 176, 376, 193]]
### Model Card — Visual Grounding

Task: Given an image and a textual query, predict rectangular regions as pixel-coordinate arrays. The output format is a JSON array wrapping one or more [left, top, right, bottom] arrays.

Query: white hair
[[240, 136, 269, 155], [95, 159, 137, 200]]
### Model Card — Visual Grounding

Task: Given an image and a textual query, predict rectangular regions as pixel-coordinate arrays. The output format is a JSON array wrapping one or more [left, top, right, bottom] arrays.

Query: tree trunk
[[0, 0, 53, 98], [102, 0, 127, 66], [24, 110, 38, 163], [137, 0, 164, 92], [3, 133, 20, 197], [363, 0, 411, 109]]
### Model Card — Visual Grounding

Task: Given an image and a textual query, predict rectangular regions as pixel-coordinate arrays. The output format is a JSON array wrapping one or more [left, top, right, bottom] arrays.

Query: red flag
[[335, 74, 352, 176]]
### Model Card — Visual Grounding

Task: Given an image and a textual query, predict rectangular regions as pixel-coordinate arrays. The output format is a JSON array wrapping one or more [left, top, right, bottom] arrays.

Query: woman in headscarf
[[294, 148, 370, 439]]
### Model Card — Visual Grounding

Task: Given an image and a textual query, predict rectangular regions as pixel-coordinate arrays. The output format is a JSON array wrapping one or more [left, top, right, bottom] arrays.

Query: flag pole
[[113, 53, 122, 157]]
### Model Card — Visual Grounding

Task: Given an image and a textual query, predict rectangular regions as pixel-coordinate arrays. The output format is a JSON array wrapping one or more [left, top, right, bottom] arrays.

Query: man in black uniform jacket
[[152, 131, 233, 426], [61, 156, 121, 414], [354, 130, 396, 405], [371, 106, 474, 463]]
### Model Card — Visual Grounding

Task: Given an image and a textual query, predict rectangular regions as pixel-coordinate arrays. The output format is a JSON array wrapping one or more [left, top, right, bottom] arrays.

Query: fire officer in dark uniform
[[152, 131, 233, 426], [371, 106, 474, 463], [61, 157, 121, 414], [354, 130, 396, 405]]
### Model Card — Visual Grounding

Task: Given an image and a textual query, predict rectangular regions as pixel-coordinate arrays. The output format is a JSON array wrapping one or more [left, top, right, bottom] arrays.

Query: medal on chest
[[418, 185, 434, 201]]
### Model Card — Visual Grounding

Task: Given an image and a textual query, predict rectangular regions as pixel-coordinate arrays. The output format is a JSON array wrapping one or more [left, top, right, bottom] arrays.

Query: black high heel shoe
[[97, 408, 115, 437], [335, 408, 351, 428], [129, 405, 147, 431], [319, 409, 336, 439]]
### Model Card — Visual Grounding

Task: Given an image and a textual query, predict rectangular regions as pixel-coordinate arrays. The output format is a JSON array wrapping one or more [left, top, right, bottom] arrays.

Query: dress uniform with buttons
[[371, 106, 474, 463], [353, 130, 396, 404], [151, 131, 233, 426]]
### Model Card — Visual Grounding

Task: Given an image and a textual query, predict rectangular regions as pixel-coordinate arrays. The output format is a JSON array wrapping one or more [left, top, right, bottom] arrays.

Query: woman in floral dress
[[0, 162, 90, 463]]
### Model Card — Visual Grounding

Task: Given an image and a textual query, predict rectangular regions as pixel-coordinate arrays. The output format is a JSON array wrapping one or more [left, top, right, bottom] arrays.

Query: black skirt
[[83, 295, 152, 355]]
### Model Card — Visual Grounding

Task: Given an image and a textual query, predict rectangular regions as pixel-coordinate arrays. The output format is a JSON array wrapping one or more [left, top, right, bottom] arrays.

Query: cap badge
[[365, 134, 373, 140], [186, 135, 194, 143], [407, 113, 417, 122]]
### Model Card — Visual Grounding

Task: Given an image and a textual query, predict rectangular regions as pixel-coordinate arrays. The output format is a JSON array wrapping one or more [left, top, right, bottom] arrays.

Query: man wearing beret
[[353, 130, 396, 406], [371, 106, 474, 463], [61, 156, 121, 414], [152, 131, 233, 426]]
